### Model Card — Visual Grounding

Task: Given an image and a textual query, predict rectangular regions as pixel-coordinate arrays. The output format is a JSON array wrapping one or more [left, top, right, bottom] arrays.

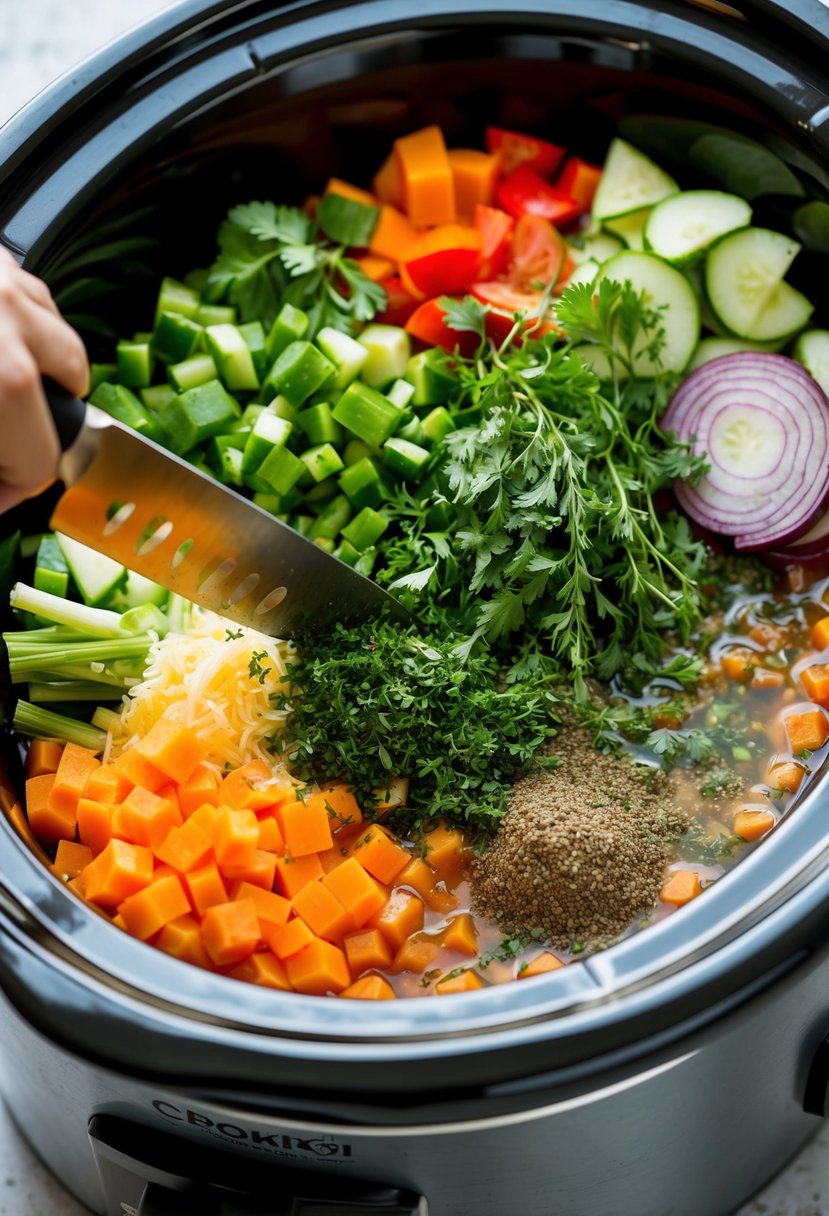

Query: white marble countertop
[[1, 3, 829, 1214]]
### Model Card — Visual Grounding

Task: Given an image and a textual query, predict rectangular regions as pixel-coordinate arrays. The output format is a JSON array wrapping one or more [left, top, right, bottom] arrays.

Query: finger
[[16, 292, 89, 398], [0, 336, 61, 505], [17, 267, 60, 316]]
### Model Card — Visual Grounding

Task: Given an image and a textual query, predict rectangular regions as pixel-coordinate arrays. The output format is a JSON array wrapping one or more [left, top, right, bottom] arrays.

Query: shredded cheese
[[109, 610, 294, 773]]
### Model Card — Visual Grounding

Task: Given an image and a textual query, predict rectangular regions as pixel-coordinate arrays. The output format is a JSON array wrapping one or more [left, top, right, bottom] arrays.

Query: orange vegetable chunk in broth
[[115, 747, 167, 793], [322, 857, 387, 927], [810, 615, 829, 650], [435, 970, 485, 995], [82, 839, 154, 910], [276, 799, 333, 857], [369, 889, 425, 952], [233, 881, 291, 929], [343, 928, 393, 975], [53, 840, 93, 879], [518, 951, 564, 980], [220, 761, 294, 812], [733, 809, 776, 841], [85, 765, 132, 806], [342, 975, 397, 999], [157, 914, 214, 969], [767, 760, 805, 793], [801, 663, 829, 708], [257, 813, 285, 854], [118, 873, 191, 940], [133, 718, 207, 785], [183, 861, 228, 916], [350, 825, 410, 884], [201, 899, 261, 967], [76, 797, 114, 856], [720, 649, 756, 683], [391, 935, 438, 975], [784, 708, 829, 753], [394, 125, 456, 227], [113, 785, 181, 851], [26, 739, 64, 779], [660, 870, 702, 907], [178, 763, 220, 818], [213, 807, 260, 869], [229, 951, 293, 991], [274, 853, 324, 899], [270, 917, 316, 961], [441, 913, 479, 957], [48, 742, 100, 819], [314, 782, 364, 833], [26, 773, 76, 844], [224, 849, 278, 892], [154, 804, 217, 872], [284, 938, 351, 995], [292, 880, 352, 942]]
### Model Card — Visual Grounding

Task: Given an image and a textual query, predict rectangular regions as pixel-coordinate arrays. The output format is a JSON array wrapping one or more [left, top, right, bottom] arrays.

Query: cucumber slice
[[687, 336, 781, 372], [572, 344, 628, 382], [591, 138, 677, 222], [744, 280, 813, 343], [564, 260, 600, 290], [794, 329, 829, 395], [595, 251, 700, 376], [705, 227, 800, 337], [109, 570, 168, 611], [567, 233, 623, 266], [603, 208, 650, 251], [56, 534, 126, 607], [644, 190, 752, 263]]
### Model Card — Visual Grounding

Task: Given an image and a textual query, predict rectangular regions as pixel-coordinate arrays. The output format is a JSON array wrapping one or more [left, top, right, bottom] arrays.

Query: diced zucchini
[[265, 341, 336, 407], [341, 507, 389, 551], [386, 378, 416, 410], [592, 138, 678, 222], [316, 327, 369, 388], [337, 456, 388, 509], [336, 538, 363, 568], [382, 437, 431, 481], [396, 416, 430, 447], [168, 354, 219, 393], [158, 380, 241, 454], [405, 349, 458, 405], [239, 321, 269, 380], [56, 534, 126, 607], [89, 362, 118, 393], [421, 406, 455, 444], [205, 324, 260, 391], [196, 303, 237, 326], [265, 304, 310, 364], [242, 412, 293, 475], [269, 395, 300, 424], [141, 384, 177, 414], [343, 440, 373, 466], [333, 382, 402, 447], [297, 402, 344, 447], [309, 494, 353, 541], [152, 312, 203, 365], [90, 383, 162, 443], [116, 341, 153, 389], [155, 277, 200, 325], [358, 324, 412, 387], [300, 444, 345, 483], [257, 445, 306, 496]]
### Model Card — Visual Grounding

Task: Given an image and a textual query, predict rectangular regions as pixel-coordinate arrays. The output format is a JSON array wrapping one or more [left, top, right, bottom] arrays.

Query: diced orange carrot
[[224, 849, 277, 892], [154, 804, 218, 872], [220, 761, 294, 813], [369, 204, 418, 263], [720, 649, 756, 683], [270, 916, 316, 961], [435, 969, 484, 995], [7, 801, 51, 866], [660, 870, 702, 906], [26, 773, 76, 844], [748, 622, 783, 650], [372, 151, 405, 208], [441, 913, 478, 957], [369, 890, 425, 953], [447, 148, 500, 216], [810, 615, 829, 650], [214, 807, 260, 870], [341, 975, 396, 999], [113, 785, 182, 851], [26, 739, 64, 779], [115, 747, 167, 792], [201, 899, 261, 966], [292, 880, 352, 941], [276, 799, 333, 857], [353, 254, 395, 282], [67, 873, 87, 900], [801, 663, 829, 708], [767, 760, 805, 793], [518, 951, 564, 979], [178, 763, 220, 818], [421, 823, 468, 885], [133, 718, 208, 785], [183, 861, 228, 916], [733, 809, 776, 841], [118, 873, 191, 940], [156, 914, 214, 969], [324, 177, 377, 206], [312, 782, 364, 833], [53, 840, 93, 879], [233, 881, 291, 930], [343, 928, 392, 975], [85, 765, 133, 805], [76, 797, 115, 856], [48, 742, 100, 820], [273, 852, 324, 899], [395, 126, 455, 227], [350, 825, 410, 884], [82, 839, 154, 910], [257, 813, 285, 854], [229, 950, 293, 991], [322, 857, 386, 927], [373, 776, 410, 816], [784, 708, 829, 754], [751, 668, 785, 691], [317, 844, 350, 874], [284, 937, 351, 995], [396, 857, 436, 901]]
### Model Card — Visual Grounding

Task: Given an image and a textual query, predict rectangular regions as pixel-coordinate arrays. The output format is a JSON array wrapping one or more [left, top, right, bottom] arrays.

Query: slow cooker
[[4, 1, 829, 1213]]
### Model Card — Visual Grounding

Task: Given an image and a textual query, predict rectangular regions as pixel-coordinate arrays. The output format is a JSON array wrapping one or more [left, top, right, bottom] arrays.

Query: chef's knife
[[46, 381, 408, 637]]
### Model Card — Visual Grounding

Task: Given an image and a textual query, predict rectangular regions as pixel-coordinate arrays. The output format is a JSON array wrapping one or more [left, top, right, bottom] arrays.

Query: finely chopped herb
[[472, 729, 688, 950]]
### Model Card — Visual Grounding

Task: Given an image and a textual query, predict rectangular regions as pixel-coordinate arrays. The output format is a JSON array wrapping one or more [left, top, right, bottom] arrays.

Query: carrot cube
[[317, 844, 350, 874], [201, 899, 261, 966], [518, 951, 564, 980], [448, 148, 500, 216], [801, 663, 829, 708], [276, 799, 333, 857], [284, 938, 351, 995], [733, 809, 776, 842], [213, 807, 260, 870], [157, 914, 214, 969], [370, 890, 425, 952], [7, 800, 50, 865], [48, 742, 100, 820], [229, 950, 292, 991], [292, 880, 352, 941], [311, 782, 364, 833], [751, 668, 785, 691], [394, 126, 455, 227], [233, 881, 291, 930], [435, 969, 484, 995], [767, 760, 805, 794], [257, 813, 285, 854], [53, 840, 93, 879], [26, 773, 76, 844], [220, 761, 294, 812], [350, 825, 410, 884], [422, 823, 468, 884], [372, 150, 405, 209], [26, 739, 64, 779], [76, 797, 115, 855], [784, 708, 829, 754], [353, 255, 395, 283], [322, 857, 387, 928], [178, 763, 220, 818], [67, 873, 87, 900], [811, 615, 829, 650], [343, 928, 392, 975], [660, 870, 702, 906], [113, 785, 182, 851], [720, 649, 756, 683], [341, 975, 396, 1000], [115, 747, 168, 792], [273, 852, 324, 899], [183, 861, 228, 916], [369, 204, 418, 263], [118, 873, 191, 941], [441, 913, 478, 957], [133, 718, 207, 785], [392, 935, 439, 974], [82, 839, 154, 910], [224, 849, 278, 892], [154, 804, 217, 872], [85, 765, 133, 805], [270, 917, 316, 961]]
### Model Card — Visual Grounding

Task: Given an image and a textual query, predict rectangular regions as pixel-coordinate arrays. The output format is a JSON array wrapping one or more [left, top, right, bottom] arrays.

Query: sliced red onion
[[765, 507, 829, 565], [662, 353, 829, 552]]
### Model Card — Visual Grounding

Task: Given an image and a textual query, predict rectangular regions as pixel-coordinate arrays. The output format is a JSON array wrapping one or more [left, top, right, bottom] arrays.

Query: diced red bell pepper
[[486, 127, 566, 178], [377, 275, 420, 326], [497, 165, 582, 228], [405, 298, 481, 357], [474, 205, 514, 278], [402, 225, 482, 297], [555, 157, 602, 212]]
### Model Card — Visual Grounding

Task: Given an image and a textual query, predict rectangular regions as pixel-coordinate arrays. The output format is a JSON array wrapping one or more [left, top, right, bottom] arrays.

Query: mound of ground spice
[[471, 729, 689, 951]]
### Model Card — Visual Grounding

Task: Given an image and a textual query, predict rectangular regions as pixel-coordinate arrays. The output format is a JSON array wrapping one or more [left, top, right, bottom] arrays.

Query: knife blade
[[46, 381, 408, 638]]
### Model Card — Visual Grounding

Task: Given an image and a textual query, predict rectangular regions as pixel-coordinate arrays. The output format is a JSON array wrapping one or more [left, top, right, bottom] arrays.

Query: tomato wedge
[[405, 298, 481, 357], [377, 275, 420, 326], [497, 165, 582, 228], [474, 205, 514, 278], [471, 215, 567, 335], [486, 127, 566, 178]]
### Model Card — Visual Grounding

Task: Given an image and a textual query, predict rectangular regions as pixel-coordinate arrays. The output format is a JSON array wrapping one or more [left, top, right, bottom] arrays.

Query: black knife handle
[[43, 376, 86, 451]]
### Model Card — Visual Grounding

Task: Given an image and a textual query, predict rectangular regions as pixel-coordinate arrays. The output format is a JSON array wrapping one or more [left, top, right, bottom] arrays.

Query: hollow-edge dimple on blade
[[50, 412, 406, 637]]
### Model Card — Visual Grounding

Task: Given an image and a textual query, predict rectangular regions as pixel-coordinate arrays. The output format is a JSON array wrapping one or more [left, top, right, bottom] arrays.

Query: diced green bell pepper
[[158, 380, 241, 455], [257, 444, 306, 496], [406, 348, 458, 405], [196, 303, 237, 326], [34, 535, 69, 598], [316, 326, 368, 389], [300, 444, 345, 483], [333, 381, 402, 448], [205, 324, 260, 391], [141, 384, 177, 414], [242, 412, 293, 475], [155, 277, 200, 325], [117, 341, 153, 389], [168, 353, 219, 393], [421, 406, 456, 443], [341, 507, 389, 551], [337, 456, 388, 509], [239, 321, 269, 380], [265, 341, 335, 408], [358, 324, 412, 388], [297, 402, 344, 447], [152, 312, 203, 365], [309, 494, 352, 541], [265, 304, 310, 364], [90, 382, 162, 444], [383, 436, 431, 481]]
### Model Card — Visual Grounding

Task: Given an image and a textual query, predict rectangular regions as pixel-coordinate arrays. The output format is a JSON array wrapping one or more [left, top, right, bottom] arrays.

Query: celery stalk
[[10, 583, 129, 638], [13, 701, 106, 751]]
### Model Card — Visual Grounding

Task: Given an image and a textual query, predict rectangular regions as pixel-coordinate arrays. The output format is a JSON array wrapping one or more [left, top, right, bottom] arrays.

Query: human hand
[[0, 246, 89, 513]]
